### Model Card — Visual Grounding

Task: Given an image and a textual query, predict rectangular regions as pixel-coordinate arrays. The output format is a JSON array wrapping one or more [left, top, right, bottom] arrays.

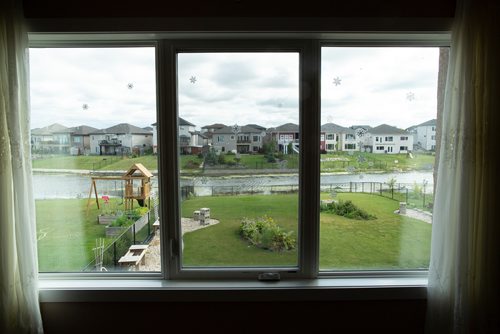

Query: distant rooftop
[[369, 124, 409, 135]]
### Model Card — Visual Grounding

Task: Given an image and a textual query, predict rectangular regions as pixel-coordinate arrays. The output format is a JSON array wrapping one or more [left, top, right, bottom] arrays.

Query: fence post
[[133, 224, 136, 245], [349, 182, 352, 193], [391, 187, 394, 199], [406, 189, 409, 204], [113, 242, 117, 267], [147, 211, 150, 236], [380, 183, 382, 196]]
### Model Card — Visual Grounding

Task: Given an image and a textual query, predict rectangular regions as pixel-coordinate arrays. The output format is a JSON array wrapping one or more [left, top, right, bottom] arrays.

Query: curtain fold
[[0, 1, 44, 333], [426, 0, 500, 332]]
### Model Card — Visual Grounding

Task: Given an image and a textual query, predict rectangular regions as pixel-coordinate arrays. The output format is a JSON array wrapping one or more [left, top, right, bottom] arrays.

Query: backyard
[[36, 192, 431, 271]]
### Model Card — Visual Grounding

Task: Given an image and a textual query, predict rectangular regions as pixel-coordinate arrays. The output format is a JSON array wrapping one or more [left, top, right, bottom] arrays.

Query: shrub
[[320, 200, 376, 220], [239, 216, 295, 252], [218, 153, 226, 165]]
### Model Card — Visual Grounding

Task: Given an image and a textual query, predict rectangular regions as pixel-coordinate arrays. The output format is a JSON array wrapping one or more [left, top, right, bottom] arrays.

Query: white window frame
[[30, 32, 450, 297]]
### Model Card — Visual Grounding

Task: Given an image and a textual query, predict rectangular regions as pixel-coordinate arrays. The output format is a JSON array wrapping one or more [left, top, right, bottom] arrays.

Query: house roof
[[31, 123, 69, 135], [270, 123, 299, 133], [69, 125, 99, 135], [245, 123, 266, 131], [415, 119, 437, 127], [123, 163, 153, 178], [321, 123, 353, 134], [201, 123, 226, 129], [179, 117, 195, 126], [369, 124, 409, 135], [92, 123, 152, 135], [213, 125, 264, 134]]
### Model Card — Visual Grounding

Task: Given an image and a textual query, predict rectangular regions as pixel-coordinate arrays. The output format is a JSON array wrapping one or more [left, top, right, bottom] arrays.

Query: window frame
[[30, 33, 450, 286]]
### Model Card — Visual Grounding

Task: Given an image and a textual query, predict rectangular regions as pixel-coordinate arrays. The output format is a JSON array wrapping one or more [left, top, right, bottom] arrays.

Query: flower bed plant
[[320, 199, 376, 220], [239, 216, 295, 252]]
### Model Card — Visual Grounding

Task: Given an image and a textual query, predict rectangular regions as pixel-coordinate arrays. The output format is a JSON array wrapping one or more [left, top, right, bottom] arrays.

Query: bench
[[118, 244, 148, 269]]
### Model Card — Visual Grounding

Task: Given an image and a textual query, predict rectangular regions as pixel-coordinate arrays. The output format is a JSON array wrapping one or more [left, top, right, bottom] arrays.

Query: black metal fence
[[182, 181, 434, 210], [82, 205, 158, 271]]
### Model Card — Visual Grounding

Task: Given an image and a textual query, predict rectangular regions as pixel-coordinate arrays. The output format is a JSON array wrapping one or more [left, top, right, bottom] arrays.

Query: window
[[176, 47, 300, 273], [30, 36, 445, 282], [30, 47, 159, 272]]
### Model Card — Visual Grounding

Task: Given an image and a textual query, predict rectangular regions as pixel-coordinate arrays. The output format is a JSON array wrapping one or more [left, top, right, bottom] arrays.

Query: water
[[33, 171, 433, 199]]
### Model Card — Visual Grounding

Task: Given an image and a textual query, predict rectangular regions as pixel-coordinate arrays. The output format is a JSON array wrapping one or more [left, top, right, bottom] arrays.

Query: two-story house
[[212, 125, 266, 153], [367, 124, 413, 154], [31, 123, 70, 154], [321, 123, 359, 152], [268, 123, 300, 154], [68, 125, 99, 155], [414, 119, 437, 151], [90, 123, 153, 155]]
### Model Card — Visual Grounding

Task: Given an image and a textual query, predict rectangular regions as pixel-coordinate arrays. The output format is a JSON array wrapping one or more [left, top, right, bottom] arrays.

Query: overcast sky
[[29, 46, 439, 131]]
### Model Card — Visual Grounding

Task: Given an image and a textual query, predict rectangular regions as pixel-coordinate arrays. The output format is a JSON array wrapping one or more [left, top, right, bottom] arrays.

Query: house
[[321, 123, 359, 152], [68, 125, 99, 155], [412, 119, 437, 151], [200, 123, 226, 145], [31, 123, 71, 154], [367, 124, 413, 154], [152, 118, 204, 154], [212, 125, 266, 153], [268, 123, 300, 154], [90, 123, 153, 155]]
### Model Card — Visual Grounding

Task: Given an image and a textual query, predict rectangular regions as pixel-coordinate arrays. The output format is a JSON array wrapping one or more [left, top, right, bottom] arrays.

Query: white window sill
[[39, 277, 427, 302]]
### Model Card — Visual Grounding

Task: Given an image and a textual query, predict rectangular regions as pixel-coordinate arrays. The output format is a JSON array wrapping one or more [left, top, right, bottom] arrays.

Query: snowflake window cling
[[189, 76, 197, 84]]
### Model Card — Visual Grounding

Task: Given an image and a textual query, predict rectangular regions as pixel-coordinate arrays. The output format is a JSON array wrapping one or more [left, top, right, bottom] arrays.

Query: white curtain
[[427, 0, 500, 332], [0, 1, 44, 333]]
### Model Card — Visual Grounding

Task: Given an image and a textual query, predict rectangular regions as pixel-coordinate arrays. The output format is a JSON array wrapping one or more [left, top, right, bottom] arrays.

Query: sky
[[29, 46, 440, 131]]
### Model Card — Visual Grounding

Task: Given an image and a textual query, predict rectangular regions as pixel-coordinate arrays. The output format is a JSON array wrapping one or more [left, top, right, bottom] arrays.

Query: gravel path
[[137, 217, 219, 271], [397, 208, 433, 224]]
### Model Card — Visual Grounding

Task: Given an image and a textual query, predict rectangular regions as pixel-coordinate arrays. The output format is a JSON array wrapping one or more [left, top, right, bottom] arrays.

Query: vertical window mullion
[[299, 40, 321, 278], [157, 40, 179, 279]]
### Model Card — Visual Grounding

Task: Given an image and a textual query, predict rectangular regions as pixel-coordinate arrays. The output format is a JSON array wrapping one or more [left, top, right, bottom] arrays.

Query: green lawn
[[32, 155, 158, 171], [36, 198, 110, 271], [181, 193, 431, 269], [319, 193, 431, 269], [36, 192, 431, 271], [320, 152, 434, 172]]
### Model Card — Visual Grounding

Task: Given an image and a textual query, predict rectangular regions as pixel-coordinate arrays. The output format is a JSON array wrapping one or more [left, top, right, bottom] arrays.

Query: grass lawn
[[182, 194, 299, 267], [320, 152, 434, 172], [32, 155, 158, 171], [319, 193, 431, 269], [181, 193, 431, 269], [36, 198, 111, 271]]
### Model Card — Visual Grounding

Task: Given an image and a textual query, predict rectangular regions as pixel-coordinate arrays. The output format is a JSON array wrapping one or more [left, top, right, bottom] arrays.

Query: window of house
[[385, 136, 394, 142], [401, 136, 408, 140], [30, 36, 446, 283], [400, 146, 408, 151]]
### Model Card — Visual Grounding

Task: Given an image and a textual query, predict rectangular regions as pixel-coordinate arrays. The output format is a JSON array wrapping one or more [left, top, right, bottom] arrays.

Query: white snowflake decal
[[82, 104, 89, 110], [333, 77, 342, 86], [406, 92, 415, 101], [189, 76, 197, 84], [127, 83, 134, 89]]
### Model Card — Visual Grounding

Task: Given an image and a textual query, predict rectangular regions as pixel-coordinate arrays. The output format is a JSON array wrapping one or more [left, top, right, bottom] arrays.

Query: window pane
[[177, 52, 299, 268], [30, 47, 160, 272], [320, 47, 440, 270]]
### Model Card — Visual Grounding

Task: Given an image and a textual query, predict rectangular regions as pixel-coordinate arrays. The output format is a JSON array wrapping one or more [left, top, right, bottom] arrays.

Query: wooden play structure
[[87, 163, 154, 213]]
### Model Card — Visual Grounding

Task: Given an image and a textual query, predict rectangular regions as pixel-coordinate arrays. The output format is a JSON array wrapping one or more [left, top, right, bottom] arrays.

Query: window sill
[[39, 276, 427, 303]]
